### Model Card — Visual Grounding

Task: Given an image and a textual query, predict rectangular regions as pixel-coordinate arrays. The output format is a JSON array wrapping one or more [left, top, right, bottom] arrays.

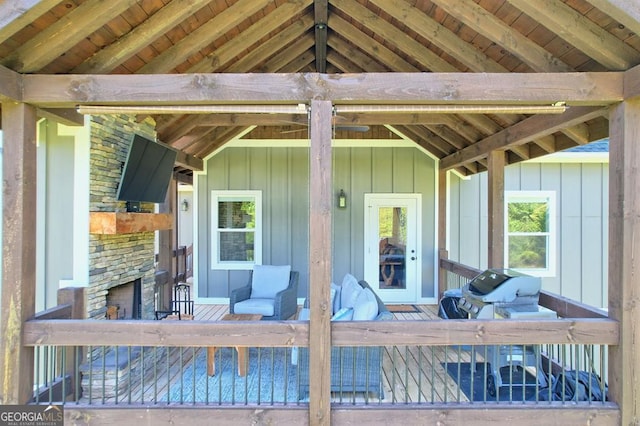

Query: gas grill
[[457, 268, 541, 319], [457, 269, 556, 396]]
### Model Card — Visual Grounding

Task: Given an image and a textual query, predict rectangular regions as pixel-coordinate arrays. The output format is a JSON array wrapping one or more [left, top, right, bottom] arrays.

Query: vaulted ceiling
[[1, 0, 639, 176]]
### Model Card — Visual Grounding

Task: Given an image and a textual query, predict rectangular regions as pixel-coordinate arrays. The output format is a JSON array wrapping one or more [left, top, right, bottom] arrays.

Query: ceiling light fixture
[[76, 104, 309, 115], [334, 103, 567, 114]]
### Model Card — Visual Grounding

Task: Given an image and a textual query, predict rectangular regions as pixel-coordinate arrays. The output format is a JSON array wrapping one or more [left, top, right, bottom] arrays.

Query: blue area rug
[[168, 347, 299, 404], [444, 362, 539, 402]]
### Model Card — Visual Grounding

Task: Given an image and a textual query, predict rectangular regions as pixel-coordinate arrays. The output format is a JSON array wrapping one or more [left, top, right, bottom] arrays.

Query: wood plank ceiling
[[1, 0, 639, 177]]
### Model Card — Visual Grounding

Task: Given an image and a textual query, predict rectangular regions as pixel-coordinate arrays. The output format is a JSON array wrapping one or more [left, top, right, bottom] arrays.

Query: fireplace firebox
[[105, 278, 142, 319]]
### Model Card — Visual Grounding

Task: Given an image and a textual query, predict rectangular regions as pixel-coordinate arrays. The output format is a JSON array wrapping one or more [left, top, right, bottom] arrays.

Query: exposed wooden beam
[[174, 151, 203, 172], [328, 14, 419, 71], [368, 0, 507, 73], [423, 124, 470, 148], [1, 0, 139, 73], [160, 115, 212, 146], [137, 0, 273, 74], [36, 108, 84, 126], [439, 115, 485, 142], [260, 34, 316, 73], [0, 0, 64, 44], [277, 50, 316, 73], [224, 14, 314, 73], [154, 133, 203, 171], [326, 50, 365, 73], [395, 125, 455, 157], [440, 106, 609, 170], [21, 72, 623, 107], [0, 64, 22, 102], [560, 123, 590, 145], [188, 1, 313, 73], [191, 126, 247, 158], [160, 111, 454, 147], [507, 0, 640, 70], [73, 0, 213, 74], [331, 0, 458, 72], [624, 64, 640, 100], [326, 35, 388, 72], [508, 143, 531, 162], [395, 124, 481, 174], [533, 135, 557, 153], [583, 0, 640, 43], [429, 0, 572, 72], [314, 0, 328, 73]]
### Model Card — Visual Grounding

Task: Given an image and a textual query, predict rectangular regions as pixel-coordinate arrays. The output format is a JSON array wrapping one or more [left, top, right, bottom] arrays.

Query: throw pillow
[[250, 265, 291, 299], [352, 288, 379, 320], [331, 307, 354, 321], [340, 274, 361, 309], [331, 282, 341, 314], [329, 287, 337, 313]]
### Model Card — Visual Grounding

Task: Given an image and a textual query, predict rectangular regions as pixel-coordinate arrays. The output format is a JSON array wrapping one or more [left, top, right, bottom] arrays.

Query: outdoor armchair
[[230, 265, 299, 320]]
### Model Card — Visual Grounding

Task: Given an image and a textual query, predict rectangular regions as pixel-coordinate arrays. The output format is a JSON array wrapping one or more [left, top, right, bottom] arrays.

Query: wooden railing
[[22, 260, 620, 425]]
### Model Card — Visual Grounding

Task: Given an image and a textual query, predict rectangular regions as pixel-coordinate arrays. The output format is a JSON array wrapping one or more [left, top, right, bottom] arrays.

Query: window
[[505, 191, 556, 277], [211, 191, 262, 269]]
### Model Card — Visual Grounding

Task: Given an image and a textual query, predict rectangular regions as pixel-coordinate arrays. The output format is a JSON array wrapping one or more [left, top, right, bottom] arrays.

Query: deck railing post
[[57, 287, 86, 398], [608, 98, 640, 424], [0, 101, 38, 404], [308, 99, 333, 425]]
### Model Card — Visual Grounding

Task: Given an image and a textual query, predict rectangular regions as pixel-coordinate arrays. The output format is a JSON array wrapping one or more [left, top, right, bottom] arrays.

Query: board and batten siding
[[449, 161, 609, 309], [196, 146, 437, 302]]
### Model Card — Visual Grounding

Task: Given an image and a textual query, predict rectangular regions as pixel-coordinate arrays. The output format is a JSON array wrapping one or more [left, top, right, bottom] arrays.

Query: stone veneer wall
[[88, 114, 157, 320]]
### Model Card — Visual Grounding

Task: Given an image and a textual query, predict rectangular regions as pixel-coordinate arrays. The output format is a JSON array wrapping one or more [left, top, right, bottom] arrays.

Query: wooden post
[[0, 101, 38, 404], [158, 178, 177, 309], [437, 168, 448, 297], [608, 99, 640, 424], [57, 287, 85, 398], [487, 150, 505, 269], [308, 100, 332, 426]]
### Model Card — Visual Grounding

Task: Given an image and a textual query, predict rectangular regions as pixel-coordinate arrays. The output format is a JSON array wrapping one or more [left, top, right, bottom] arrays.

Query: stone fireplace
[[87, 114, 159, 320]]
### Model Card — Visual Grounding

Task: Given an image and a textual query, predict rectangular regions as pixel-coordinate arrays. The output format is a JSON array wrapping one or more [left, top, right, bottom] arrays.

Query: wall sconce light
[[181, 199, 189, 212], [338, 190, 347, 209]]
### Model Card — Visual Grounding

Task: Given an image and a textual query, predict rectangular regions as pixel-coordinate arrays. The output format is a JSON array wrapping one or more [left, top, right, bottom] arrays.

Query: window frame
[[211, 190, 262, 270], [504, 190, 556, 278]]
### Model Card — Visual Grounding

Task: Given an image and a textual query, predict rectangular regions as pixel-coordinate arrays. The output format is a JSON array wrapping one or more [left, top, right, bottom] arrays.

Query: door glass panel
[[378, 207, 407, 289]]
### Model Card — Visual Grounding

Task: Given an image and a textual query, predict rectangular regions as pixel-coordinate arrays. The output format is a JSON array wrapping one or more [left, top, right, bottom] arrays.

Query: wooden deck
[[82, 304, 476, 405]]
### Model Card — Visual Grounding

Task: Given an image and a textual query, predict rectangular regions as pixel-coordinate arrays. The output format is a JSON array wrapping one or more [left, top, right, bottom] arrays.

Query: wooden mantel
[[89, 212, 173, 234]]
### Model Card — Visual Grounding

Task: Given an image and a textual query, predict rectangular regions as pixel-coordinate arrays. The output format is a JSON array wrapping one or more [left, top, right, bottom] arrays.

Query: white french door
[[364, 194, 421, 303]]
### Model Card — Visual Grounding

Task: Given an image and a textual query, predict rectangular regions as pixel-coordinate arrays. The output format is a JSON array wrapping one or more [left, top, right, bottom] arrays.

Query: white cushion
[[297, 308, 310, 321], [331, 307, 354, 321], [233, 298, 275, 316], [340, 274, 362, 309], [250, 265, 291, 299], [331, 282, 341, 313], [329, 287, 337, 313], [352, 288, 379, 320]]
